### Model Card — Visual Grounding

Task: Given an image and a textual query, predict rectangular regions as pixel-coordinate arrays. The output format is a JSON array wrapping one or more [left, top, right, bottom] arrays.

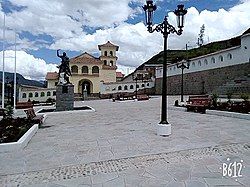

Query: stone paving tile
[[185, 180, 208, 187]]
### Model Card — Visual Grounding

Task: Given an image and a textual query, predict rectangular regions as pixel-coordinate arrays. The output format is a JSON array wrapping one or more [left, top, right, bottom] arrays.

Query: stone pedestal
[[56, 84, 74, 111]]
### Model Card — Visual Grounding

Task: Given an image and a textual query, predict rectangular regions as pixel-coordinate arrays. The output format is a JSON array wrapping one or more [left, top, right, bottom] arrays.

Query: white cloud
[[0, 50, 58, 80]]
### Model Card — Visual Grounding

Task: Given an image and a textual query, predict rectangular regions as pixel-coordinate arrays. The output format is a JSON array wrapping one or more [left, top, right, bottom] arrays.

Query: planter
[[0, 124, 38, 153]]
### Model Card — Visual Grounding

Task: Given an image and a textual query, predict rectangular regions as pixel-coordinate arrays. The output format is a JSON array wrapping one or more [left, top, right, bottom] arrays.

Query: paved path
[[0, 96, 249, 186]]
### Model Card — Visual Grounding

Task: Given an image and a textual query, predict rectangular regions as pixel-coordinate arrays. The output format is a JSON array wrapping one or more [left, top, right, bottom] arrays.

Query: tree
[[197, 24, 205, 47]]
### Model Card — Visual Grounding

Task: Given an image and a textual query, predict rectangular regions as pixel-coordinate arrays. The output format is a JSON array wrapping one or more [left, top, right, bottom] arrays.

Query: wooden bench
[[186, 95, 211, 113], [137, 94, 149, 101], [16, 102, 33, 109], [24, 108, 44, 125]]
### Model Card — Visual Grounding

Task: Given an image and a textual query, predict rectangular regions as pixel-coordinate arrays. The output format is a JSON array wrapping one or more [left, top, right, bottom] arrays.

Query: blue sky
[[0, 0, 249, 80]]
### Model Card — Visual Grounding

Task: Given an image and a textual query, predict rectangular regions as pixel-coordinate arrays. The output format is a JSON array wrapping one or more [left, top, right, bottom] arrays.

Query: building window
[[104, 60, 107, 65], [110, 51, 113, 56], [211, 57, 215, 64], [104, 51, 107, 56], [204, 59, 208, 65], [35, 92, 38, 97], [92, 66, 99, 74], [227, 53, 232, 60], [47, 91, 51, 96], [192, 62, 195, 67], [169, 67, 172, 71], [82, 66, 88, 74], [130, 85, 134, 89], [219, 55, 223, 62], [124, 85, 128, 90], [55, 82, 58, 86], [198, 60, 201, 66], [147, 83, 149, 86], [173, 66, 176, 70], [53, 91, 56, 96], [71, 65, 78, 73], [41, 92, 45, 97], [22, 93, 26, 98], [110, 60, 113, 66], [142, 84, 145, 87], [136, 85, 139, 88], [118, 86, 122, 90], [28, 93, 33, 98]]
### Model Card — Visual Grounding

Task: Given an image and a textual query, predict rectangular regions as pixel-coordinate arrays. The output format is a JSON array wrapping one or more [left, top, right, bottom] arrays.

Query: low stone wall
[[155, 63, 250, 95]]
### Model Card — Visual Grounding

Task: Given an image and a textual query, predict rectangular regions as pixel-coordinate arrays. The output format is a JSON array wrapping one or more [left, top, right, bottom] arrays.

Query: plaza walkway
[[0, 96, 249, 186]]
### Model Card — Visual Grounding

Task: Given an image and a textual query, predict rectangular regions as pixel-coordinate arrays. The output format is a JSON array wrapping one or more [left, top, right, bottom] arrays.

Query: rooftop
[[98, 41, 119, 51]]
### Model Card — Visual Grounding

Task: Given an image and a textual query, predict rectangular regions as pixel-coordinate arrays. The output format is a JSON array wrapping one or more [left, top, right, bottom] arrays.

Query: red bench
[[186, 95, 211, 113], [16, 102, 33, 109], [24, 108, 44, 125]]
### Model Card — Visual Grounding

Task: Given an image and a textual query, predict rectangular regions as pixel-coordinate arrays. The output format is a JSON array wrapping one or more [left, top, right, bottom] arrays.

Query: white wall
[[156, 34, 250, 78]]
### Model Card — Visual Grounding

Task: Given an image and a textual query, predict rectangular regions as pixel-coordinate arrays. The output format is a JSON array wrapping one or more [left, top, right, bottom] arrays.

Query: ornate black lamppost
[[143, 0, 187, 136], [177, 60, 190, 103]]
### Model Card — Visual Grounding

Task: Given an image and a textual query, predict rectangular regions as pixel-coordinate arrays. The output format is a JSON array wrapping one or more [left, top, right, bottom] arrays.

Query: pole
[[181, 67, 184, 102], [160, 20, 168, 124], [135, 78, 137, 98], [2, 14, 5, 108], [14, 30, 17, 110]]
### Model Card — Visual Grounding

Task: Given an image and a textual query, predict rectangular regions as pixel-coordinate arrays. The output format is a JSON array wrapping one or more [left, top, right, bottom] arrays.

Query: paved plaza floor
[[0, 96, 249, 187]]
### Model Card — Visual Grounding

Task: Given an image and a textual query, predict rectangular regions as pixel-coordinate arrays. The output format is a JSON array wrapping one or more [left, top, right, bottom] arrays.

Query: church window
[[35, 92, 39, 97], [104, 60, 107, 65], [22, 93, 26, 98], [92, 66, 99, 74], [227, 53, 232, 60], [198, 60, 201, 66], [41, 92, 45, 97], [82, 66, 88, 74], [124, 85, 128, 90], [192, 62, 195, 67], [219, 55, 223, 62], [104, 51, 107, 56], [142, 84, 145, 87], [29, 93, 33, 98], [47, 91, 51, 96], [53, 91, 56, 96], [118, 86, 122, 90], [71, 65, 78, 73], [110, 51, 113, 56], [211, 57, 215, 64], [130, 85, 134, 89], [110, 60, 114, 66]]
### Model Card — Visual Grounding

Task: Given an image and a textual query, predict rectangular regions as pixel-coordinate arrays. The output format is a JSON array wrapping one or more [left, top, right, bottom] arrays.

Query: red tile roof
[[116, 72, 124, 78], [98, 41, 119, 51], [46, 72, 58, 80], [70, 52, 102, 64]]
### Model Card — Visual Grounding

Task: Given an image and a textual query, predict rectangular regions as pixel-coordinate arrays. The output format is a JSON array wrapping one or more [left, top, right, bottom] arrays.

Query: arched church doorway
[[79, 80, 92, 95]]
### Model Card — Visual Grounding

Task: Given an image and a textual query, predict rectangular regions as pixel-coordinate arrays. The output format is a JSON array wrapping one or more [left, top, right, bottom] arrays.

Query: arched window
[[169, 67, 172, 71], [219, 55, 223, 62], [53, 91, 56, 96], [104, 60, 107, 65], [118, 86, 122, 90], [35, 92, 38, 97], [130, 85, 134, 89], [71, 65, 78, 73], [227, 53, 232, 60], [28, 93, 33, 98], [192, 62, 195, 67], [104, 51, 107, 56], [82, 66, 88, 74], [22, 93, 26, 98], [110, 60, 114, 66], [142, 84, 145, 87], [211, 57, 215, 64], [136, 85, 139, 88], [204, 59, 208, 65], [92, 66, 99, 74], [110, 51, 113, 56], [47, 91, 51, 96], [198, 60, 201, 66], [147, 83, 150, 86], [41, 92, 45, 97], [124, 85, 128, 90]]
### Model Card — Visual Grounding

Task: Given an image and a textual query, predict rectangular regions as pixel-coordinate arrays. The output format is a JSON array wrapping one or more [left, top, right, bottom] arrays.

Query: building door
[[82, 81, 91, 95]]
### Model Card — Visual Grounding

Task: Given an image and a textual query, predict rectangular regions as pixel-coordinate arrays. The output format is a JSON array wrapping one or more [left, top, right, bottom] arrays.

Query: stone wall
[[155, 63, 250, 95]]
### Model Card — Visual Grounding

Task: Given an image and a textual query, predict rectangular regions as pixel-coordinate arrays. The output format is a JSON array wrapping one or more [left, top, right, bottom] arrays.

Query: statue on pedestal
[[57, 49, 72, 84]]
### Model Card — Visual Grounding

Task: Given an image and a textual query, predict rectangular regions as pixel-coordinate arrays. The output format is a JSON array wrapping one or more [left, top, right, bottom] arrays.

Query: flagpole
[[14, 30, 17, 110], [2, 14, 5, 108]]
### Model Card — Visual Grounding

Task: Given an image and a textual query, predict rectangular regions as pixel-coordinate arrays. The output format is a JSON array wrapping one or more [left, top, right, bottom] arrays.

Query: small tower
[[98, 41, 119, 67]]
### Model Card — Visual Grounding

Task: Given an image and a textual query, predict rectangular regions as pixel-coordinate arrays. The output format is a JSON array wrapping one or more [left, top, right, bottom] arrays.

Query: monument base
[[56, 84, 74, 111]]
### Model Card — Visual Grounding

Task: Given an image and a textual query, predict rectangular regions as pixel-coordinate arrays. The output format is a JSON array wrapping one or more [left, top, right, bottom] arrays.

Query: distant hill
[[143, 28, 250, 67], [0, 72, 45, 87]]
